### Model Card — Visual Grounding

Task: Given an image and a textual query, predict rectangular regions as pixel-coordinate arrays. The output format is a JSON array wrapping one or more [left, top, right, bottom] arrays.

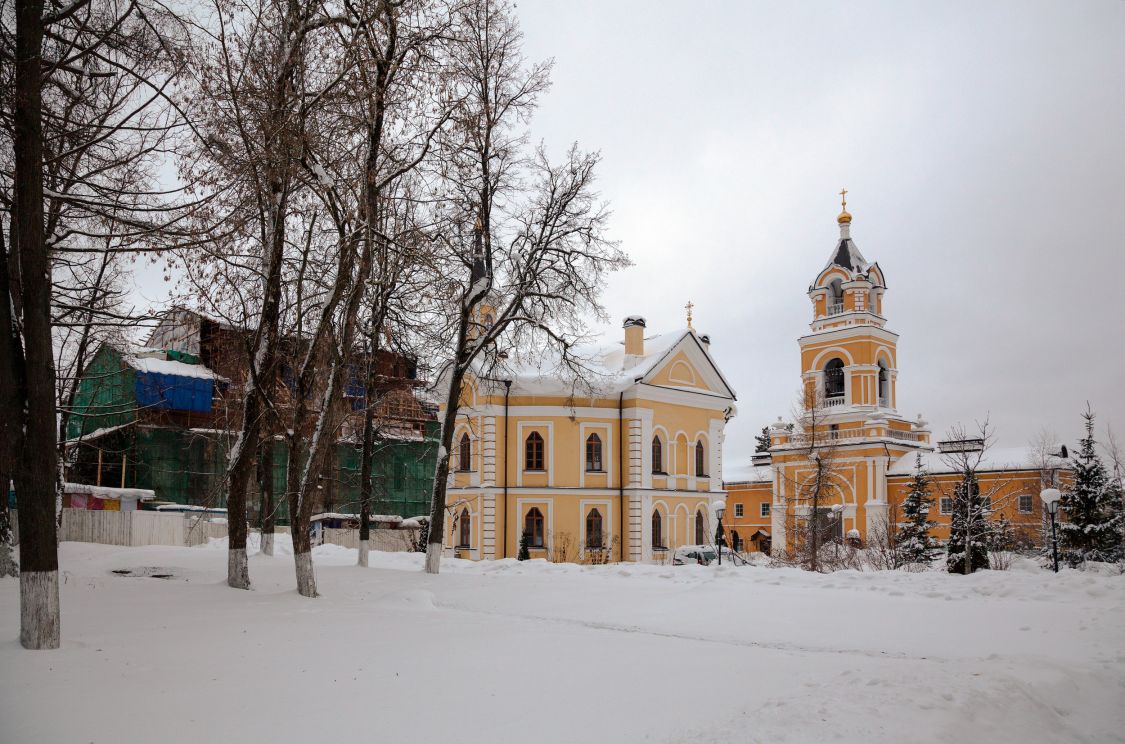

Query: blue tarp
[[135, 372, 213, 413]]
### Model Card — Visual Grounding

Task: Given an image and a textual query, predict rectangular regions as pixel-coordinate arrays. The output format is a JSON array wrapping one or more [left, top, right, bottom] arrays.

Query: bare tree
[[422, 0, 627, 574], [3, 0, 191, 648], [180, 0, 350, 590], [778, 386, 845, 572]]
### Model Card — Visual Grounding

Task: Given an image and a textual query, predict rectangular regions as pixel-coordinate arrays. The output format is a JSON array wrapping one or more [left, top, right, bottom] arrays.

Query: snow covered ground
[[2, 539, 1123, 743]]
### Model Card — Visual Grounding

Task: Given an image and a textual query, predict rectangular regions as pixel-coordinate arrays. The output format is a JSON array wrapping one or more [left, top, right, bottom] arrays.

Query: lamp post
[[1040, 488, 1061, 573], [712, 499, 726, 566]]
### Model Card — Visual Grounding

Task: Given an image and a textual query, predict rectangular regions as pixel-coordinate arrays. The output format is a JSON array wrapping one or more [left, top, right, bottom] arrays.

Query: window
[[828, 278, 844, 313], [457, 508, 471, 548], [524, 507, 545, 548], [734, 503, 744, 518], [457, 432, 471, 472], [877, 361, 889, 405], [823, 357, 841, 398], [585, 433, 603, 472], [1018, 494, 1033, 513], [940, 497, 953, 515], [651, 436, 664, 474], [695, 440, 706, 477], [824, 358, 845, 398], [760, 502, 770, 518], [652, 510, 664, 548], [585, 508, 603, 549], [695, 510, 706, 544], [525, 431, 544, 471]]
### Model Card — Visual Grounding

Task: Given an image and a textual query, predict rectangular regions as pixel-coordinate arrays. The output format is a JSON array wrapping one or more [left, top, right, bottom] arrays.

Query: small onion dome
[[837, 208, 852, 224]]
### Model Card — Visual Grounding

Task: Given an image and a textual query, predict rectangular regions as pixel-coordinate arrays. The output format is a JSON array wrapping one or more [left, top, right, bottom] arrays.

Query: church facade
[[723, 199, 1071, 556], [438, 314, 737, 563]]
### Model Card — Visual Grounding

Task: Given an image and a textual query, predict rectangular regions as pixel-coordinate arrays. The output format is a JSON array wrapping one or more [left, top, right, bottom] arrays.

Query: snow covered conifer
[[1059, 408, 1124, 566], [946, 470, 989, 573], [896, 454, 939, 565]]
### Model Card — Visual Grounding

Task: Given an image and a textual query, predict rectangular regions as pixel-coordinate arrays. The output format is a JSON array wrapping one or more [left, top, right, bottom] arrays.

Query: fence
[[59, 508, 230, 548], [321, 526, 417, 552]]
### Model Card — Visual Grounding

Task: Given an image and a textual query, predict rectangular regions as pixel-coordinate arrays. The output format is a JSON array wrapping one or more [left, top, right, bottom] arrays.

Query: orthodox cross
[[839, 188, 848, 210], [685, 300, 694, 329]]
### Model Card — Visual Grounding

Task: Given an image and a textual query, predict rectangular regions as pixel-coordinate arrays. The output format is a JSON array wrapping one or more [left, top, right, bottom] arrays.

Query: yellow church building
[[437, 313, 737, 563], [724, 197, 1072, 556]]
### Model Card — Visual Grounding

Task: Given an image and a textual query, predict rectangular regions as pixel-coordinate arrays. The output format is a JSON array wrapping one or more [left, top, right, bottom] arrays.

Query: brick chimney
[[623, 316, 646, 357]]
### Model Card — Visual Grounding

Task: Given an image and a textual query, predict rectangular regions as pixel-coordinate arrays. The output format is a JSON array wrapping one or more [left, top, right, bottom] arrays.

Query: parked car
[[673, 545, 741, 566], [673, 545, 717, 565]]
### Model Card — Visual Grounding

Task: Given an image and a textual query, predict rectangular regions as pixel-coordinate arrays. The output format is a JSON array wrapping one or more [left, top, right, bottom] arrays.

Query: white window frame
[[734, 503, 744, 518], [939, 497, 953, 515], [1018, 494, 1033, 513], [760, 502, 770, 518]]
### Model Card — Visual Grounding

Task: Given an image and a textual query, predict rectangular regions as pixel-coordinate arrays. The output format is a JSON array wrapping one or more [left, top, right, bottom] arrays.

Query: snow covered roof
[[64, 482, 156, 501], [486, 328, 736, 399], [124, 353, 222, 380], [722, 457, 773, 484], [310, 513, 407, 523], [825, 237, 871, 275], [65, 421, 135, 444], [888, 447, 1071, 477]]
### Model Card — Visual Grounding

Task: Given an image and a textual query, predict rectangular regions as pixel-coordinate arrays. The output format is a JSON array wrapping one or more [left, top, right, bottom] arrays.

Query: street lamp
[[1040, 488, 1061, 573], [712, 499, 726, 566]]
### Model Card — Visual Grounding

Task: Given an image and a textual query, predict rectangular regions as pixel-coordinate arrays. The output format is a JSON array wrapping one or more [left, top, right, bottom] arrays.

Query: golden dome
[[837, 209, 852, 224]]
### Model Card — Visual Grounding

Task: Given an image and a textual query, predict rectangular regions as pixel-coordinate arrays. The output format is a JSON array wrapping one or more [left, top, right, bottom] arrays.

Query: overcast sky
[[510, 0, 1125, 457], [132, 1, 1124, 460]]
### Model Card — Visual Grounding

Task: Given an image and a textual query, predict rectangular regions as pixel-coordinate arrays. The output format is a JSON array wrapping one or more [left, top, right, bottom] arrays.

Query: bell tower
[[767, 194, 932, 555], [799, 192, 898, 418]]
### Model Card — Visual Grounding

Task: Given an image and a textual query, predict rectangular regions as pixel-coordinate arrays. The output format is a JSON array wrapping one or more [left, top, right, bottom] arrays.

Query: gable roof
[[482, 328, 736, 400]]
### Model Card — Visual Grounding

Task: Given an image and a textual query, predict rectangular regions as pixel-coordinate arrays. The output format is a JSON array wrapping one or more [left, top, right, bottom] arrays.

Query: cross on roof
[[839, 188, 848, 210], [685, 300, 694, 329]]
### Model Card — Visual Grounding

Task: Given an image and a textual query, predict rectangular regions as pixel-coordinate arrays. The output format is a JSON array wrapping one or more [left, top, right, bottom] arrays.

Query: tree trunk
[[257, 437, 275, 557], [12, 0, 61, 649], [425, 367, 466, 574], [357, 368, 376, 568], [0, 472, 17, 577]]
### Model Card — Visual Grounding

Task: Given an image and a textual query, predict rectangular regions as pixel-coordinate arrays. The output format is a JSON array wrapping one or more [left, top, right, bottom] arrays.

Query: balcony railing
[[826, 302, 845, 316], [824, 396, 846, 407], [887, 429, 926, 442]]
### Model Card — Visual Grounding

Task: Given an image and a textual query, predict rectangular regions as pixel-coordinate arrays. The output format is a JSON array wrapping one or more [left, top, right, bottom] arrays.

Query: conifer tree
[[896, 454, 939, 565], [517, 531, 531, 561], [1059, 408, 1125, 566], [947, 470, 990, 573], [755, 427, 772, 453]]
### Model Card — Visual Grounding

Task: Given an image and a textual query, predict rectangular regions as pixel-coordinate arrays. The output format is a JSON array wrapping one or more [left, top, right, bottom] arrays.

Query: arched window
[[695, 440, 706, 477], [585, 433, 603, 472], [458, 508, 471, 548], [586, 508, 603, 548], [525, 431, 544, 471], [695, 510, 705, 545], [824, 358, 845, 399], [458, 432, 471, 472], [877, 361, 889, 405], [524, 507, 545, 548], [651, 436, 663, 474], [652, 510, 664, 548], [828, 279, 844, 314]]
